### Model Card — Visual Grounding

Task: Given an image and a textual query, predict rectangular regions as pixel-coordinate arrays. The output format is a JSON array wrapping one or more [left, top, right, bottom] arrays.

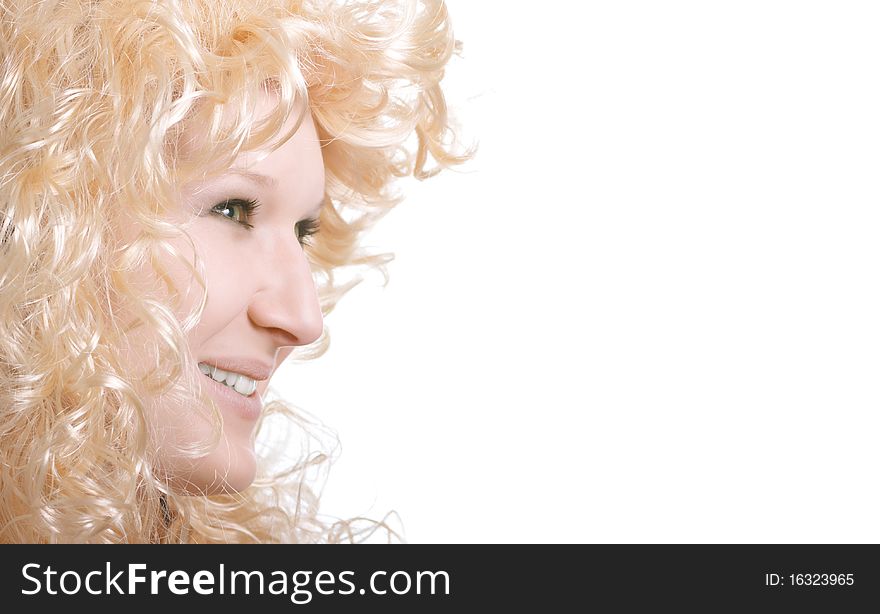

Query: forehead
[[176, 90, 325, 193]]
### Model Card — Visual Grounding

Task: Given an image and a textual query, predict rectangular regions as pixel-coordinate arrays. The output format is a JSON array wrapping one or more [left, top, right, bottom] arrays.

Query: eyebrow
[[227, 169, 277, 188], [226, 169, 325, 217]]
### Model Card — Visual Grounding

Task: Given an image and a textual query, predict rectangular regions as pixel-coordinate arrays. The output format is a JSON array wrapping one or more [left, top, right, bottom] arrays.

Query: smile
[[198, 362, 258, 397]]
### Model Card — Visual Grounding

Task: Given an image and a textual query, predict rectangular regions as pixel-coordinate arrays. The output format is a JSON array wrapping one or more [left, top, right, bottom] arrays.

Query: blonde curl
[[0, 0, 472, 543]]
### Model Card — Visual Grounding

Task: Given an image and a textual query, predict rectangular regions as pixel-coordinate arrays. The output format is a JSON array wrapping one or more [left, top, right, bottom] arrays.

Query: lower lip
[[202, 374, 263, 421]]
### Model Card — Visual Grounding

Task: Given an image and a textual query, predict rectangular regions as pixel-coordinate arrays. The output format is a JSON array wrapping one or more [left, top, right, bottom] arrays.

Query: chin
[[216, 459, 258, 494], [168, 443, 257, 495]]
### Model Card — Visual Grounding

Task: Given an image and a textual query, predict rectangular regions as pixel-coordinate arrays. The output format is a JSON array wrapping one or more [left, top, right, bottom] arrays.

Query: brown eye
[[210, 198, 261, 229]]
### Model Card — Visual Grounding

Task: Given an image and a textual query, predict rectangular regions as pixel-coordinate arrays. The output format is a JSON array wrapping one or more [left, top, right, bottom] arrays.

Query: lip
[[198, 358, 274, 382], [200, 371, 264, 421]]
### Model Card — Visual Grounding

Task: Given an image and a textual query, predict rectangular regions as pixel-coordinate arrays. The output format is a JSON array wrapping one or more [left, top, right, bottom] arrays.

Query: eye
[[210, 198, 261, 229], [295, 216, 320, 247]]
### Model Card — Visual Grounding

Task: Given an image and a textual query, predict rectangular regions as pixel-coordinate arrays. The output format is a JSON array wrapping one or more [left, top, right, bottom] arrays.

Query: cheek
[[115, 223, 261, 493], [125, 233, 214, 332], [179, 232, 254, 343], [196, 226, 262, 285]]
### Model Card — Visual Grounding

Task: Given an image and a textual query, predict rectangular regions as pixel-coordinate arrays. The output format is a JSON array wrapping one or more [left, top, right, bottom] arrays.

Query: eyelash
[[210, 198, 321, 246], [295, 216, 320, 247], [211, 198, 261, 230]]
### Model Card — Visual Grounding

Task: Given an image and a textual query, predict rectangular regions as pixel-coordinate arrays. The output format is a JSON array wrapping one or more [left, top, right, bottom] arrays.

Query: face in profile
[[125, 91, 326, 494]]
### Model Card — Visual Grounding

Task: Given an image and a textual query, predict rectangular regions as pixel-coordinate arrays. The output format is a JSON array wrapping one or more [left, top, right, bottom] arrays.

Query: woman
[[0, 0, 468, 543]]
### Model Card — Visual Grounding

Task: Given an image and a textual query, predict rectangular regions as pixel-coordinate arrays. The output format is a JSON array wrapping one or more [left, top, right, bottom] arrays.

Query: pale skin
[[125, 91, 325, 494]]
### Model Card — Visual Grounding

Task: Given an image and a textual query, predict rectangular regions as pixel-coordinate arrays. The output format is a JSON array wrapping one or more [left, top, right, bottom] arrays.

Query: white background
[[271, 1, 880, 543]]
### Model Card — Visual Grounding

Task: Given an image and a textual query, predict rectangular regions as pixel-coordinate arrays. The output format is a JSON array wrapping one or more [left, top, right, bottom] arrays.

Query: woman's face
[[130, 92, 325, 494]]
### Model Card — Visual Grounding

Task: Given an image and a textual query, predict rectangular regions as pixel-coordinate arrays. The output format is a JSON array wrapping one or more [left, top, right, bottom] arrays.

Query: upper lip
[[198, 358, 274, 382]]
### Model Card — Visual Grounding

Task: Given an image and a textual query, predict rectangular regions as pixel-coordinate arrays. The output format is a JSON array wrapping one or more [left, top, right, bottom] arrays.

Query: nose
[[247, 234, 324, 348]]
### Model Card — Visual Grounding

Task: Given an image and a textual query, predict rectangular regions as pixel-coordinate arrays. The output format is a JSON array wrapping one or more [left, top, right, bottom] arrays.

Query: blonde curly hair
[[0, 0, 469, 543]]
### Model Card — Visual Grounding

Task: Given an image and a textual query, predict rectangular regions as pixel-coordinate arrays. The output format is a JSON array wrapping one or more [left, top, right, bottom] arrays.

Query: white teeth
[[198, 362, 257, 397], [234, 376, 256, 396]]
